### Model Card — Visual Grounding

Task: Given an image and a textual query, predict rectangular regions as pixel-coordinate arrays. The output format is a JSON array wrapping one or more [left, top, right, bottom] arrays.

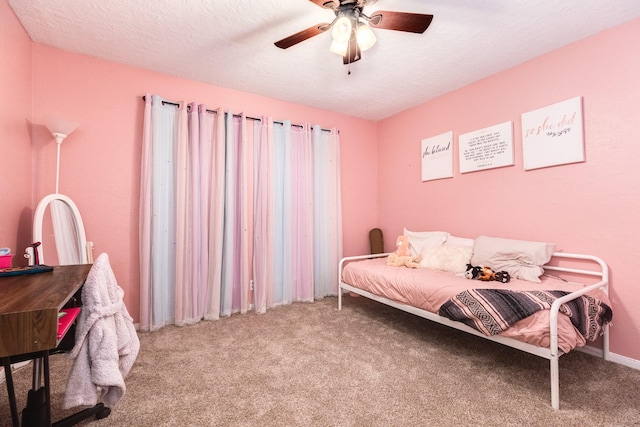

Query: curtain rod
[[141, 96, 333, 132]]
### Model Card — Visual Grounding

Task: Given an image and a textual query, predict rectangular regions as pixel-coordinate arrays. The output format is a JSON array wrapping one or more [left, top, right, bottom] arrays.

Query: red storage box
[[0, 254, 12, 268]]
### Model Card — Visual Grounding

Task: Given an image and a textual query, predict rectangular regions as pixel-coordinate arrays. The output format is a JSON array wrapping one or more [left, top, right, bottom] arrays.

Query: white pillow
[[419, 245, 473, 274], [445, 235, 475, 248], [471, 236, 556, 283], [403, 229, 449, 256]]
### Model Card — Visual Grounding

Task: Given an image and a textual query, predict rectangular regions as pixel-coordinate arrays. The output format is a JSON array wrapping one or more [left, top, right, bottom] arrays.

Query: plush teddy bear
[[387, 235, 422, 268], [464, 264, 511, 283], [394, 235, 412, 257]]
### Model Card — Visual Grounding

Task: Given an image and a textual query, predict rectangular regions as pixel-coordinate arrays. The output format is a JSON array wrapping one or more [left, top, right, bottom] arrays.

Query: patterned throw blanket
[[438, 289, 613, 343]]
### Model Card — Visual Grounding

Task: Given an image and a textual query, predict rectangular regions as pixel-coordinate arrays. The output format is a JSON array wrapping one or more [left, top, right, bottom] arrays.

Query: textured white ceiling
[[8, 0, 640, 121]]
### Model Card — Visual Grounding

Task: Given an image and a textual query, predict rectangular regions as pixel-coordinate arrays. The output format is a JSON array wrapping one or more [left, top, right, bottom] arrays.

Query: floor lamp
[[42, 116, 80, 194], [26, 116, 92, 266]]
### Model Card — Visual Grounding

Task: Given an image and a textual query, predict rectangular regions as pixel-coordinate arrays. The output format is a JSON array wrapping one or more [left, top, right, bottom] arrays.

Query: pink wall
[[0, 0, 33, 260], [28, 44, 378, 322], [377, 19, 640, 361], [4, 0, 639, 362]]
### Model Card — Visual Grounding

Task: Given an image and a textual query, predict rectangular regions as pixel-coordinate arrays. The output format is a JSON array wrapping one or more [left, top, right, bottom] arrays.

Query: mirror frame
[[32, 193, 89, 265]]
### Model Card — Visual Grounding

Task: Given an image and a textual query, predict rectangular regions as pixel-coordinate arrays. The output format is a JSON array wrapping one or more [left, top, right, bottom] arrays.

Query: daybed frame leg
[[338, 288, 342, 310], [603, 325, 610, 361], [550, 355, 560, 410]]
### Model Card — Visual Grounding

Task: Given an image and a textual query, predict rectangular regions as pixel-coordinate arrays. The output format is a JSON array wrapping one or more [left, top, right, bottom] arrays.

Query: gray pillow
[[471, 236, 556, 283]]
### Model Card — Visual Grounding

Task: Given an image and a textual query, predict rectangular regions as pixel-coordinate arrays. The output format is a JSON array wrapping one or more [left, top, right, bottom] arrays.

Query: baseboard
[[0, 360, 31, 384], [576, 344, 603, 358], [576, 345, 640, 370], [607, 352, 640, 370]]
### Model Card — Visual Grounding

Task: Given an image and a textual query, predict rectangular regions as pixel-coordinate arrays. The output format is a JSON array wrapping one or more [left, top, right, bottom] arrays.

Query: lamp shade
[[40, 116, 80, 194], [356, 24, 377, 52], [329, 39, 349, 56], [42, 116, 80, 140], [331, 16, 352, 43]]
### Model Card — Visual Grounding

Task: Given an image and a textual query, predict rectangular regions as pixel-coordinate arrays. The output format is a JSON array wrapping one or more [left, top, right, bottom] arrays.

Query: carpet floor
[[1, 295, 639, 426]]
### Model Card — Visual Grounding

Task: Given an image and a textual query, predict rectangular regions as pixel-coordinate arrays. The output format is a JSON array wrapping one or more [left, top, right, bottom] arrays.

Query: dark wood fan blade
[[369, 11, 434, 33], [308, 0, 338, 9], [274, 23, 330, 49], [343, 36, 361, 64]]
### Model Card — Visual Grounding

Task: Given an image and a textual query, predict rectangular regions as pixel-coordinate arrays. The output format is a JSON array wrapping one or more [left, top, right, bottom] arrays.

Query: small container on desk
[[0, 254, 12, 268]]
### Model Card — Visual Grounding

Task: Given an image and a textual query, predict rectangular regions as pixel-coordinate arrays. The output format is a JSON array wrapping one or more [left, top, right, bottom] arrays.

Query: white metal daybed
[[338, 249, 612, 410]]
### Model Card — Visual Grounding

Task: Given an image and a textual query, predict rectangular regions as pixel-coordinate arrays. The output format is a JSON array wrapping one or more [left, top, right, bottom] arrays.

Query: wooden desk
[[0, 264, 109, 427], [0, 265, 91, 358]]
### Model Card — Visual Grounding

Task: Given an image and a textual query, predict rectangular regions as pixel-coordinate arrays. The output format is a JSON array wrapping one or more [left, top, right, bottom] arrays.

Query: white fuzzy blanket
[[63, 253, 140, 409]]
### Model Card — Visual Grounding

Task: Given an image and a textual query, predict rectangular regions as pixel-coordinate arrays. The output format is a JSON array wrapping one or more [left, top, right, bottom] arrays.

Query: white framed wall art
[[458, 121, 514, 173], [421, 131, 453, 182], [521, 96, 585, 170]]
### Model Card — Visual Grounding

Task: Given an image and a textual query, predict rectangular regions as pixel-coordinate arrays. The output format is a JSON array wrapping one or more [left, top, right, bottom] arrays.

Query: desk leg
[[1, 357, 20, 427], [44, 352, 52, 426], [21, 354, 50, 427]]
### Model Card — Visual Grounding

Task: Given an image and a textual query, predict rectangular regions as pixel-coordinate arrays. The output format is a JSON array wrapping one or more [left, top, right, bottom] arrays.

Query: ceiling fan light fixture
[[331, 16, 352, 43], [274, 1, 434, 65], [356, 23, 376, 52], [329, 39, 349, 56]]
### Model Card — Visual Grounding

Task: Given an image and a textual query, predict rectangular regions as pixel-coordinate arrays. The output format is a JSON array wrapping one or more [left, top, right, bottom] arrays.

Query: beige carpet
[[2, 295, 639, 426]]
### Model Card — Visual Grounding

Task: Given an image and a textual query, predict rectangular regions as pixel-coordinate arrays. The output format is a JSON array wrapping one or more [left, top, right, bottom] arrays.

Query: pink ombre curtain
[[205, 106, 226, 321], [174, 103, 220, 325], [288, 124, 314, 302], [252, 117, 273, 313], [252, 120, 343, 308], [140, 95, 342, 332], [139, 95, 222, 331], [220, 111, 253, 317]]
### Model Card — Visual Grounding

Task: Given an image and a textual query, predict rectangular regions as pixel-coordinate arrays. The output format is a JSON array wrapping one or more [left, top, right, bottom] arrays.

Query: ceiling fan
[[274, 0, 434, 64]]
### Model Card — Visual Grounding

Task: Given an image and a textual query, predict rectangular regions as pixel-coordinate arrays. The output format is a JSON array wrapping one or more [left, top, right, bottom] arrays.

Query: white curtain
[[139, 94, 342, 331], [271, 122, 314, 304], [140, 95, 179, 331], [312, 126, 343, 298]]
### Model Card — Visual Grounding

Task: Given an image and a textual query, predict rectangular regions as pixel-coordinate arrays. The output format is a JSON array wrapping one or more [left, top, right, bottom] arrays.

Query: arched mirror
[[28, 194, 93, 266]]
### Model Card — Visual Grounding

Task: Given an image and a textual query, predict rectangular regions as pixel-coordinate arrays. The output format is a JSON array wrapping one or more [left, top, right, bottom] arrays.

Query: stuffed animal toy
[[387, 235, 421, 268], [464, 264, 483, 280], [494, 271, 511, 283], [464, 264, 511, 283], [387, 253, 421, 268], [394, 235, 412, 257], [477, 266, 497, 281]]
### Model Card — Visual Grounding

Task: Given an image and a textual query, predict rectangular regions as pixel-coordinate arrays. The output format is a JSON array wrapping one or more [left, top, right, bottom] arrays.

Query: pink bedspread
[[341, 257, 611, 353]]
